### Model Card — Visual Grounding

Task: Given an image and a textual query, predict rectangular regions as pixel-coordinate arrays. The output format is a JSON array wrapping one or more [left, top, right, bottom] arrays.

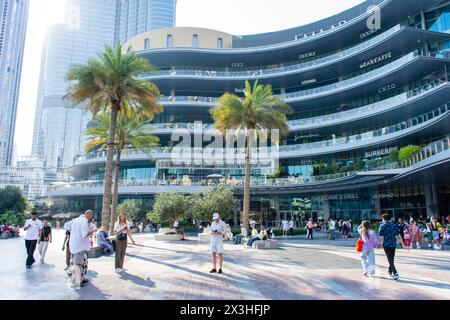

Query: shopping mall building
[[46, 0, 450, 224]]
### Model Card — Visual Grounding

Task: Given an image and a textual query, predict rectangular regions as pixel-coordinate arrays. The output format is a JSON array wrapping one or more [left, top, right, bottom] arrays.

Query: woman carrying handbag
[[114, 213, 136, 274], [357, 220, 379, 277]]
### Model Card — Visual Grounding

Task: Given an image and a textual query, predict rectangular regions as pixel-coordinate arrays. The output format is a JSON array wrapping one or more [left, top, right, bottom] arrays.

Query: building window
[[192, 34, 199, 47], [217, 37, 223, 48], [167, 34, 173, 47], [144, 38, 150, 49]]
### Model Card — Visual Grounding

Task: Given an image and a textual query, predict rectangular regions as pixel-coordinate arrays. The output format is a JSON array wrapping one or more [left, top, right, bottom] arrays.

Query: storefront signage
[[314, 193, 359, 201], [378, 83, 396, 93], [294, 21, 347, 40], [231, 62, 244, 68], [301, 79, 317, 85], [294, 133, 320, 141], [234, 88, 245, 93], [364, 146, 398, 159], [373, 193, 394, 199], [360, 52, 392, 69], [299, 51, 316, 60], [360, 28, 378, 39]]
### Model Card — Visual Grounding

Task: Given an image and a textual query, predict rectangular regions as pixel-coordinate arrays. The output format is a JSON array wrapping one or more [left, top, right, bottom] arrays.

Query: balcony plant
[[67, 43, 162, 230], [399, 145, 422, 161], [210, 80, 292, 230]]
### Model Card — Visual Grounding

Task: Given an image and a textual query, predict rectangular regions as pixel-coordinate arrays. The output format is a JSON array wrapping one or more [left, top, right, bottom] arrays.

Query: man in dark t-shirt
[[38, 220, 52, 263], [379, 214, 407, 280]]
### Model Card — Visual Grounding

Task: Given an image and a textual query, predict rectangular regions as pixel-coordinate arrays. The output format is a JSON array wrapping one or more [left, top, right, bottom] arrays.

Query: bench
[[88, 245, 104, 258], [242, 238, 279, 249], [153, 228, 182, 241], [254, 239, 279, 249]]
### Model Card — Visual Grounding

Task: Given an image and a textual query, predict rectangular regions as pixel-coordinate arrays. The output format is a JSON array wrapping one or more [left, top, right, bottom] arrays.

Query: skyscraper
[[32, 0, 176, 171], [0, 0, 30, 166]]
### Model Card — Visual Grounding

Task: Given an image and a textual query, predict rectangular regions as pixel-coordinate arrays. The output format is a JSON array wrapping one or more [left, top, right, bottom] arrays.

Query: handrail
[[141, 25, 402, 79]]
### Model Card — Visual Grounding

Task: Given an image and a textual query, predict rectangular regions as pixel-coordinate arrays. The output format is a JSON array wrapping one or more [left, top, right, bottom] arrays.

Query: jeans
[[360, 249, 376, 274], [330, 229, 335, 240], [25, 240, 38, 267], [383, 247, 398, 275], [98, 240, 113, 252], [233, 235, 243, 244], [247, 236, 261, 247], [38, 241, 49, 262], [306, 228, 313, 240]]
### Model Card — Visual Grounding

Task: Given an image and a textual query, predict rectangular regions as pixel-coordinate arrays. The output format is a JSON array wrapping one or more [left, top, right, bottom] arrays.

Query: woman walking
[[358, 221, 379, 277], [114, 213, 136, 274], [38, 220, 52, 263]]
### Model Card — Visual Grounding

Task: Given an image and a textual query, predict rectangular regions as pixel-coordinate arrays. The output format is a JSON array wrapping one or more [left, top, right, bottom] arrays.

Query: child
[[410, 221, 420, 249], [403, 227, 411, 248]]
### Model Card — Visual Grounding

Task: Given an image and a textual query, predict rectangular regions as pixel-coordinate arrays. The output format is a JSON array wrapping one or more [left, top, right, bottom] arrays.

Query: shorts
[[282, 227, 289, 232], [210, 237, 224, 254], [432, 231, 439, 239]]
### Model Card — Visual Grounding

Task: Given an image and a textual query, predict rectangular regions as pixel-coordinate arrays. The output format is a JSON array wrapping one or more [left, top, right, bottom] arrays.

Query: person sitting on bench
[[96, 227, 113, 254], [246, 229, 268, 248]]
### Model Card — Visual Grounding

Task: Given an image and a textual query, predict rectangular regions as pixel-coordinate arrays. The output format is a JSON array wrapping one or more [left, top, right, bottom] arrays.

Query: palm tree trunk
[[110, 147, 122, 235], [101, 103, 119, 229], [243, 133, 252, 231]]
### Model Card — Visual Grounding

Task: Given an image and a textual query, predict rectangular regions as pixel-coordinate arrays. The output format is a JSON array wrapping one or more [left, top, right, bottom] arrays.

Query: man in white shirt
[[69, 210, 95, 287], [209, 213, 227, 274], [329, 219, 336, 240], [23, 212, 42, 268], [281, 219, 289, 238]]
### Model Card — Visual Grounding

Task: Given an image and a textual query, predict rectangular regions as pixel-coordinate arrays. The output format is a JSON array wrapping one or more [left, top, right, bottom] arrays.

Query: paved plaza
[[0, 230, 449, 300]]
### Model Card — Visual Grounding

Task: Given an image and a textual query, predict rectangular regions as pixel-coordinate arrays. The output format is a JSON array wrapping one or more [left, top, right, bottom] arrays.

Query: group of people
[[357, 214, 450, 280], [23, 210, 137, 289], [281, 219, 295, 237], [0, 222, 20, 239]]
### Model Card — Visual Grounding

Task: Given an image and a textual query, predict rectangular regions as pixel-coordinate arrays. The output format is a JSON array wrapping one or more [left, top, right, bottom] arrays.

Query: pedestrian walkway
[[0, 230, 448, 300]]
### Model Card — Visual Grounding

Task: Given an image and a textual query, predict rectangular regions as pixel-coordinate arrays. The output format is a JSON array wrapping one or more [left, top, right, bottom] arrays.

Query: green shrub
[[0, 210, 26, 226], [399, 145, 422, 160]]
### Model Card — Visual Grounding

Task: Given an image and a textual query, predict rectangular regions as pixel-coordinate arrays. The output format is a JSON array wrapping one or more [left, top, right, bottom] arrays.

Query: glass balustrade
[[149, 78, 447, 132], [141, 25, 403, 79], [53, 135, 450, 193]]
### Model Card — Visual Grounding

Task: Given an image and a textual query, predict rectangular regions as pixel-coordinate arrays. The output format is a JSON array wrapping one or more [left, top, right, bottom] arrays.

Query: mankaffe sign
[[301, 79, 317, 85], [313, 193, 359, 200], [360, 52, 392, 69], [364, 146, 398, 158]]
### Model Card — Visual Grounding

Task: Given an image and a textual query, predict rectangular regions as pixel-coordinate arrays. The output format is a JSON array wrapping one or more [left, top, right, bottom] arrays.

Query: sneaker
[[392, 274, 399, 280], [115, 268, 122, 274], [209, 269, 217, 273], [40, 259, 44, 264], [218, 269, 223, 274], [363, 271, 369, 277], [81, 279, 90, 284]]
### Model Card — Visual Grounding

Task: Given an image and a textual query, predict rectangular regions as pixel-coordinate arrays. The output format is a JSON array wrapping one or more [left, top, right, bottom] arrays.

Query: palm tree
[[85, 111, 160, 234], [210, 80, 292, 230], [66, 43, 162, 229]]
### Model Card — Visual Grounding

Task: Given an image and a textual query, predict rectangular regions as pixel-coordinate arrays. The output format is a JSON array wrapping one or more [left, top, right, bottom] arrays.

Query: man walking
[[209, 213, 227, 274], [329, 218, 336, 240], [378, 214, 408, 280], [38, 220, 52, 263], [23, 212, 42, 268], [68, 210, 96, 288], [281, 219, 289, 238]]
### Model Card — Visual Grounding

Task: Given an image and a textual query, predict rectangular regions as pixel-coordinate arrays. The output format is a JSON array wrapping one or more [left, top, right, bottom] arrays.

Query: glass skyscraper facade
[[32, 0, 176, 172], [0, 0, 29, 166]]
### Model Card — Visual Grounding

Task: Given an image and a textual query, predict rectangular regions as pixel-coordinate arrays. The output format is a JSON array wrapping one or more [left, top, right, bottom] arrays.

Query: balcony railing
[[149, 78, 447, 132], [142, 25, 402, 79], [399, 136, 450, 168], [75, 102, 450, 165]]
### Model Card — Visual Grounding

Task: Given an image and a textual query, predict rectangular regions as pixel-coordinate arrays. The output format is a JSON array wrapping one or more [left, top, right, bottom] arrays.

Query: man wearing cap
[[23, 212, 43, 268], [210, 213, 227, 274]]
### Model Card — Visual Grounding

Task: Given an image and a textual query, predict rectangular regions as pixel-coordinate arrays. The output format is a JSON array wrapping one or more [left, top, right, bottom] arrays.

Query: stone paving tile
[[1, 230, 449, 300]]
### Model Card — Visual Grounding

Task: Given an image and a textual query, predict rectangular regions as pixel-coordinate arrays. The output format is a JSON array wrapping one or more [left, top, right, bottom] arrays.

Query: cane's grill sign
[[360, 52, 392, 69]]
